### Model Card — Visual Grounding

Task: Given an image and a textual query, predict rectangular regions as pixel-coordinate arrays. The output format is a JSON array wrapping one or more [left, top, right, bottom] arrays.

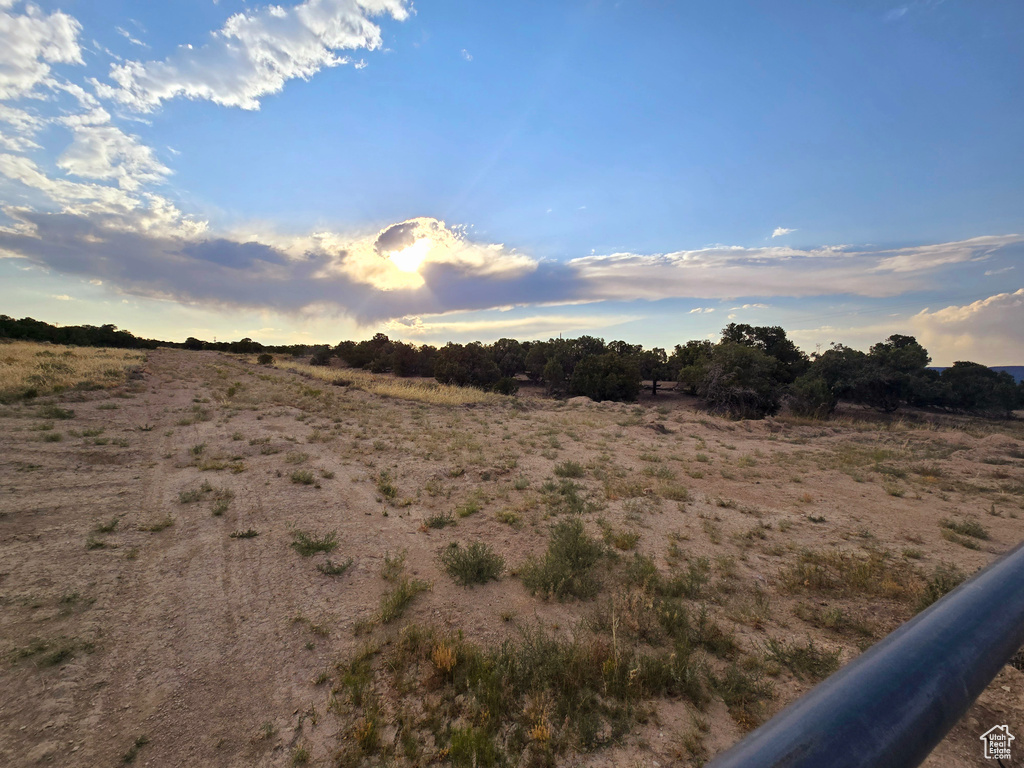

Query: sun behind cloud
[[389, 238, 432, 273]]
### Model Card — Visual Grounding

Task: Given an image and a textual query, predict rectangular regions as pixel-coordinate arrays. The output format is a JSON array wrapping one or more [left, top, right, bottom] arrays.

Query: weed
[[940, 529, 981, 549], [939, 518, 989, 540], [291, 530, 338, 556], [521, 517, 604, 600], [178, 481, 213, 503], [291, 745, 310, 765], [284, 451, 309, 464], [450, 726, 499, 768], [440, 542, 505, 586], [317, 558, 354, 576], [230, 529, 259, 539], [780, 549, 921, 601], [37, 405, 75, 420], [456, 497, 482, 517], [554, 460, 585, 478], [424, 511, 456, 529], [94, 516, 120, 533], [138, 516, 174, 532], [381, 550, 407, 581], [380, 577, 430, 623], [713, 664, 774, 730], [598, 519, 640, 550], [917, 563, 967, 611], [660, 483, 689, 502], [376, 470, 398, 499], [793, 604, 874, 637], [763, 637, 841, 681], [495, 510, 522, 527], [291, 469, 316, 485]]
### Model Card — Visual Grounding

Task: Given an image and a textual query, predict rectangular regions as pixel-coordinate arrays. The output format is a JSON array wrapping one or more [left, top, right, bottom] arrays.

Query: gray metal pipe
[[706, 542, 1024, 768]]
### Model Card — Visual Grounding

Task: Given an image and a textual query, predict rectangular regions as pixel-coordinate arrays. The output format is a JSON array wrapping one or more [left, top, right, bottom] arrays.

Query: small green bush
[[291, 469, 316, 485], [763, 637, 841, 681], [257, 353, 274, 365], [380, 577, 429, 623], [424, 511, 456, 529], [939, 518, 988, 540], [917, 562, 967, 611], [291, 530, 338, 556], [317, 558, 354, 576], [554, 460, 585, 478], [440, 542, 505, 586], [521, 517, 604, 600]]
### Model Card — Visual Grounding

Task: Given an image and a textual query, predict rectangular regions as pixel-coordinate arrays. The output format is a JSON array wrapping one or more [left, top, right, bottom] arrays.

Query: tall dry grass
[[0, 341, 146, 401], [268, 358, 505, 406]]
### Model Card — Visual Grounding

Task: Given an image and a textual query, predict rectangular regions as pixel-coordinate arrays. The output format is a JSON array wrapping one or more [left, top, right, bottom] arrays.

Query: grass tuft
[[521, 517, 604, 600], [291, 530, 338, 556], [440, 542, 505, 586]]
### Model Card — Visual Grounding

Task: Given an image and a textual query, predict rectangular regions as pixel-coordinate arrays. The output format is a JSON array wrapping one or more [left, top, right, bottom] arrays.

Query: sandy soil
[[1, 348, 1021, 767]]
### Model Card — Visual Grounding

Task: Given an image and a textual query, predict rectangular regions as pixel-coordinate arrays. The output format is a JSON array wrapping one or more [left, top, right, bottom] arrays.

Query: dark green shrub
[[440, 542, 505, 586], [695, 342, 782, 419], [257, 353, 274, 365], [492, 376, 519, 395], [291, 530, 338, 556], [521, 517, 604, 600], [554, 460, 585, 478], [568, 352, 641, 402], [308, 346, 332, 366], [789, 374, 836, 418], [762, 637, 841, 681], [917, 563, 966, 611]]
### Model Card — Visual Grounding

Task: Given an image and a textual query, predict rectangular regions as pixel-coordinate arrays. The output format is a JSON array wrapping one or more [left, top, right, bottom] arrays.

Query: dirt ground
[[1, 348, 1022, 767]]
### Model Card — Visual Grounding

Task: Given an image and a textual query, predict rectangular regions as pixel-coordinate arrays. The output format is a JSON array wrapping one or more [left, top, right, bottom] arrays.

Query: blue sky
[[0, 0, 1022, 364]]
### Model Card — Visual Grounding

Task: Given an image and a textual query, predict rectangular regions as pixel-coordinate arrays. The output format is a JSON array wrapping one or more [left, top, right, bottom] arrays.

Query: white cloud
[[115, 26, 147, 48], [910, 289, 1024, 365], [0, 2, 83, 100], [97, 0, 410, 111], [730, 303, 770, 310], [688, 307, 714, 314], [50, 293, 71, 300], [0, 152, 204, 237], [868, 234, 1018, 273], [984, 266, 1014, 276], [0, 128, 40, 152], [385, 312, 637, 341], [460, 48, 472, 61], [57, 124, 171, 191], [772, 227, 795, 238], [569, 235, 1024, 302]]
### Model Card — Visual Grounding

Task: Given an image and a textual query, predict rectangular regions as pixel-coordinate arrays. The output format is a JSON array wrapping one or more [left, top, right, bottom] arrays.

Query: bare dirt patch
[[1, 348, 1021, 766]]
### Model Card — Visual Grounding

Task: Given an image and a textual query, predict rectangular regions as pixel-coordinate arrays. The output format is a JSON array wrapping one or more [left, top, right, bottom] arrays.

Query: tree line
[[326, 325, 1023, 419], [2, 314, 1020, 419]]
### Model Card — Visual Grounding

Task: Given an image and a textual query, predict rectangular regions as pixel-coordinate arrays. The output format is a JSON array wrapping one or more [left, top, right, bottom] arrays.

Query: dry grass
[[0, 341, 146, 401], [268, 358, 506, 406]]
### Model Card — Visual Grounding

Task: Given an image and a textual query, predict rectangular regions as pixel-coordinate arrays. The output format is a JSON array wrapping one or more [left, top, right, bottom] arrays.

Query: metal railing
[[706, 542, 1024, 768]]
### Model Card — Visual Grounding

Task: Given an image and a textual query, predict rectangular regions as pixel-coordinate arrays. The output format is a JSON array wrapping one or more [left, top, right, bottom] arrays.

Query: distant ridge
[[929, 366, 1024, 383]]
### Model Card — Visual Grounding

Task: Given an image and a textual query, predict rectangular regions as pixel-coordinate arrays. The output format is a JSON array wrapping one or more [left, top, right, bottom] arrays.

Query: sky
[[0, 0, 1022, 365]]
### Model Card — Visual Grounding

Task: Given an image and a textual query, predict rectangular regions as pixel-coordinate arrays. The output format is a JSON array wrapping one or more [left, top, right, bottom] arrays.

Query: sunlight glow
[[389, 238, 432, 273]]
